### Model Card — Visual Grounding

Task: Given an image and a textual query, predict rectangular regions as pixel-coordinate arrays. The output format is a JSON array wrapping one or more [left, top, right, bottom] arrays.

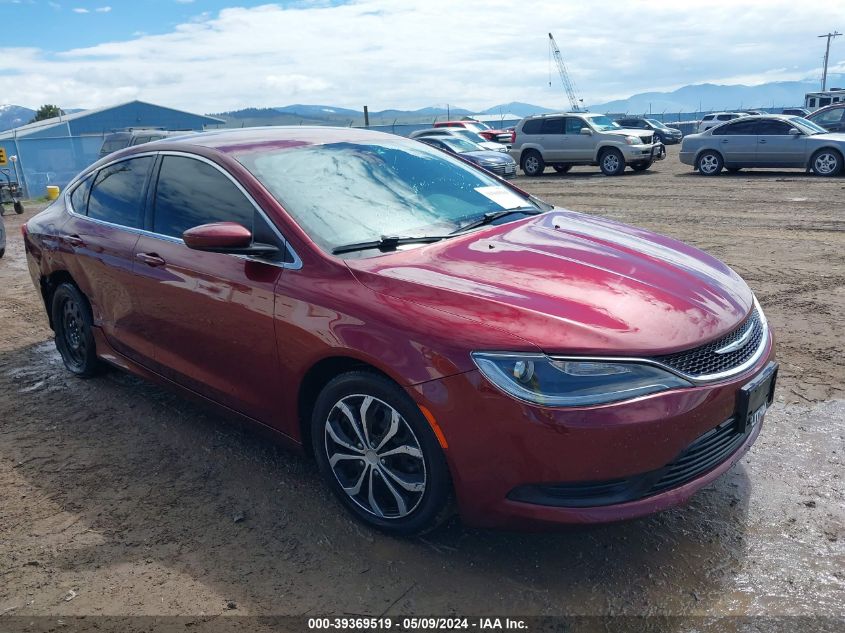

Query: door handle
[[721, 139, 729, 143], [136, 252, 166, 267], [65, 234, 84, 247], [759, 139, 767, 144]]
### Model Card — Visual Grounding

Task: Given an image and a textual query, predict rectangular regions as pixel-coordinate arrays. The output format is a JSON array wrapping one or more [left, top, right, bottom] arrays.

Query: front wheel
[[521, 151, 545, 177], [311, 371, 453, 536], [696, 150, 723, 176], [810, 149, 843, 177], [51, 283, 101, 377], [599, 148, 625, 176]]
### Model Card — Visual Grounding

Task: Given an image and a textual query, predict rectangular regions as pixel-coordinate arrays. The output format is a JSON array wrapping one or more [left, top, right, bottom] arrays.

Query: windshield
[[790, 117, 827, 135], [236, 140, 535, 255], [464, 121, 491, 130], [586, 115, 621, 131], [453, 129, 489, 144], [437, 136, 481, 153], [646, 118, 670, 130]]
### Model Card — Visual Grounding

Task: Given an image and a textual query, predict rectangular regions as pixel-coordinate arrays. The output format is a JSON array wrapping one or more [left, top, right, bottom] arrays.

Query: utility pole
[[819, 31, 842, 91]]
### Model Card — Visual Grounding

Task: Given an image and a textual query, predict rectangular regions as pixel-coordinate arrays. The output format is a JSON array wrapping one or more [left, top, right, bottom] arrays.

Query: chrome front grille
[[653, 306, 766, 381]]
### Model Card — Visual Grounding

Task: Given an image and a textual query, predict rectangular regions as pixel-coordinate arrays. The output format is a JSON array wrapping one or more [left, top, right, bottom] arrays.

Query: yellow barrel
[[46, 185, 60, 200]]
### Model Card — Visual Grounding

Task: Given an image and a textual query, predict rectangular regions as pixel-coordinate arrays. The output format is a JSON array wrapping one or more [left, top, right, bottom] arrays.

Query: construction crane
[[548, 32, 583, 112]]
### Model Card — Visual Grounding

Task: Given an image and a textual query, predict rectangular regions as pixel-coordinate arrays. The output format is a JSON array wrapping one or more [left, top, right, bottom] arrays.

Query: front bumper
[[621, 143, 664, 161], [411, 339, 774, 529]]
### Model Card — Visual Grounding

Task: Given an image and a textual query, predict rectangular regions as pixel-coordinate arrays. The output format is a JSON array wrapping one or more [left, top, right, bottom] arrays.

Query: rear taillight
[[511, 130, 516, 144], [21, 223, 28, 238]]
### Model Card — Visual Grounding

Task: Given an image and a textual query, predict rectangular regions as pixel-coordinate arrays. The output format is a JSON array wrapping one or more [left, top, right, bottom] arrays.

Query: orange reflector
[[419, 404, 448, 449]]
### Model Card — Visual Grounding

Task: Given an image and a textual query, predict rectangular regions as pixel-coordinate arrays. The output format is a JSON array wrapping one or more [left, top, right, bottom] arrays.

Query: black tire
[[631, 160, 653, 172], [311, 371, 452, 536], [14, 201, 24, 215], [599, 148, 625, 176], [553, 165, 572, 173], [0, 248, 5, 259], [521, 150, 545, 177], [51, 283, 101, 377], [809, 149, 843, 177], [696, 150, 724, 176]]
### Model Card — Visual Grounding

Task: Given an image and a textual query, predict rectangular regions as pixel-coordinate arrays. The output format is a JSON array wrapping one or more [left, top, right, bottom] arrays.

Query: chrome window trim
[[64, 150, 302, 270]]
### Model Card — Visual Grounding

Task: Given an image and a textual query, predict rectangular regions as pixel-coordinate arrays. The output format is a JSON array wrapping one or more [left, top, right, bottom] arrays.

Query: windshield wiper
[[332, 234, 449, 255], [449, 208, 541, 235]]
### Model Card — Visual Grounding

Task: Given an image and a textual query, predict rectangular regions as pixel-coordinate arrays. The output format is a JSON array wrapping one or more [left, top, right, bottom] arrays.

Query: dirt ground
[[0, 146, 843, 630]]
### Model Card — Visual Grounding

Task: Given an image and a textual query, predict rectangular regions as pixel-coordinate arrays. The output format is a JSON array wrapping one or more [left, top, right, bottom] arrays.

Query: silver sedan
[[679, 115, 845, 177]]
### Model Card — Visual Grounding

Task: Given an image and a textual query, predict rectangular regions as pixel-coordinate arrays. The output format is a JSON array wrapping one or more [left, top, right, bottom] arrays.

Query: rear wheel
[[51, 283, 101, 377], [0, 248, 5, 259], [14, 201, 24, 214], [521, 150, 545, 177], [810, 149, 843, 177], [311, 371, 452, 536], [553, 165, 572, 173], [696, 150, 723, 176], [599, 148, 625, 176], [631, 160, 653, 172]]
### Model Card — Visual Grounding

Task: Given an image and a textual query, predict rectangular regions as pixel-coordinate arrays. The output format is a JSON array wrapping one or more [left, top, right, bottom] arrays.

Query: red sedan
[[23, 127, 776, 535]]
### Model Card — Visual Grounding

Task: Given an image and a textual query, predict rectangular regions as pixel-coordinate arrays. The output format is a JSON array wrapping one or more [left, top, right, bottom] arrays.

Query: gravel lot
[[0, 145, 842, 630]]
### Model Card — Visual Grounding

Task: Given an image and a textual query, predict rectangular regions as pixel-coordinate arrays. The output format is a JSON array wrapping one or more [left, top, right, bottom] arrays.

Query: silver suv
[[510, 113, 665, 176]]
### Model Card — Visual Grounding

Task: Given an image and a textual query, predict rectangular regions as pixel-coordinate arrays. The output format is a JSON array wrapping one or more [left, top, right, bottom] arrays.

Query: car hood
[[345, 209, 753, 355], [462, 150, 515, 163], [606, 128, 654, 139]]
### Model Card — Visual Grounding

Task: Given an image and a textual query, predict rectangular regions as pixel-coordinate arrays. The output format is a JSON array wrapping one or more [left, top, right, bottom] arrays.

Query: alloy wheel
[[523, 155, 540, 174], [814, 152, 839, 175], [324, 394, 426, 519], [699, 154, 720, 174], [603, 153, 620, 172]]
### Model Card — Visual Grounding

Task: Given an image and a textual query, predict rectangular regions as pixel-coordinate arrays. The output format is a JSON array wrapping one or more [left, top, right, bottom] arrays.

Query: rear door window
[[539, 118, 564, 134], [813, 108, 845, 125], [87, 157, 153, 228], [69, 175, 93, 215], [713, 120, 759, 135]]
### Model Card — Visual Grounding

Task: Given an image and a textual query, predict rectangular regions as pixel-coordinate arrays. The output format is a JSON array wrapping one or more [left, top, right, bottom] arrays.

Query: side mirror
[[183, 222, 278, 256], [789, 128, 802, 136], [580, 127, 593, 135]]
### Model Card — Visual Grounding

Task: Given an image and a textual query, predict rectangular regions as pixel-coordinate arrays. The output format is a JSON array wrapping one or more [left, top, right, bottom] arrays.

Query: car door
[[562, 117, 594, 161], [129, 153, 289, 423], [61, 156, 155, 360], [710, 119, 759, 165], [535, 117, 565, 161], [755, 119, 807, 167]]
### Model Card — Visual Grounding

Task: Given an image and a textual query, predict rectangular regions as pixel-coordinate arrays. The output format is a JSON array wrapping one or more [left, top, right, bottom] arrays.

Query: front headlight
[[471, 353, 692, 407], [624, 135, 642, 145]]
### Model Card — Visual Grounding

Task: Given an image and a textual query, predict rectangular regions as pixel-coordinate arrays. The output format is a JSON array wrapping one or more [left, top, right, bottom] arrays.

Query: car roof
[[118, 126, 406, 156]]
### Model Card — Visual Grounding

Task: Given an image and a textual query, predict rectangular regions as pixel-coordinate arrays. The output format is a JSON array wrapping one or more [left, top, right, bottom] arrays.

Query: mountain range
[[2, 77, 840, 132]]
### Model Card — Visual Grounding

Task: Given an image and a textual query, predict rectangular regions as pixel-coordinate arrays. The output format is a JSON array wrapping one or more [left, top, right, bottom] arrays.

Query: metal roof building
[[0, 100, 223, 195]]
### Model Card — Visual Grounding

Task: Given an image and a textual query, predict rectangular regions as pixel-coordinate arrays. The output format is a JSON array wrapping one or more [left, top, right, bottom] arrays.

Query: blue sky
[[0, 1, 288, 49], [1, 1, 844, 112]]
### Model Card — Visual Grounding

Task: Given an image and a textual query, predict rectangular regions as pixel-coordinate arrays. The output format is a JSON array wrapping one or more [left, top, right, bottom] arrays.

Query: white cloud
[[95, 5, 111, 12], [4, 0, 845, 112], [175, 0, 195, 4], [71, 7, 88, 13]]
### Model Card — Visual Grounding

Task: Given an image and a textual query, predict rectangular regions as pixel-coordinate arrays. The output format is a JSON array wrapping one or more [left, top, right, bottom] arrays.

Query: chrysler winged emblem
[[714, 324, 754, 355]]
